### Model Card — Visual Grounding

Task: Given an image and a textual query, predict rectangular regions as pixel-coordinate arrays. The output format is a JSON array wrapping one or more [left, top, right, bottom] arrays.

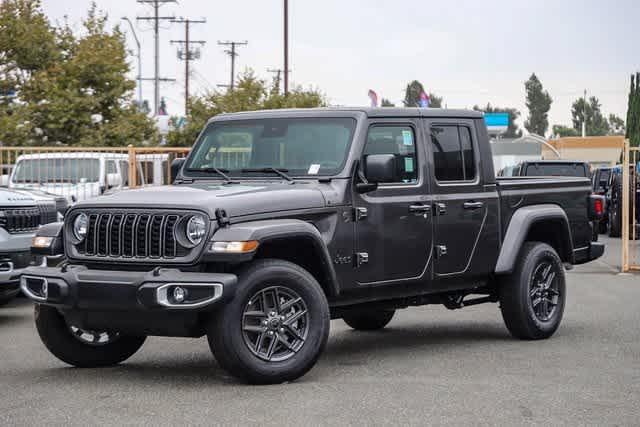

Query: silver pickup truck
[[0, 188, 59, 305]]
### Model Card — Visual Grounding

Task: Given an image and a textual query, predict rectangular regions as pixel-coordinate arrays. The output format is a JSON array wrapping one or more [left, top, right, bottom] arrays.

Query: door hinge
[[353, 207, 368, 222], [436, 245, 448, 258], [354, 252, 369, 267]]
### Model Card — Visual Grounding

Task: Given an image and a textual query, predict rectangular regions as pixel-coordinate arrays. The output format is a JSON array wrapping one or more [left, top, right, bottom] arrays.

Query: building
[[543, 136, 625, 168]]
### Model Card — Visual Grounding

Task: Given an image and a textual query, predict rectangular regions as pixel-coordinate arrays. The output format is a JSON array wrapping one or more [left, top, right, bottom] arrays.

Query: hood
[[73, 182, 327, 218], [0, 188, 36, 207]]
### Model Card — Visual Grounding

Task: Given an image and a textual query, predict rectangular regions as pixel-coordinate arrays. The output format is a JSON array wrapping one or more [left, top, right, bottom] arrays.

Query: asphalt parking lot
[[1, 236, 638, 426]]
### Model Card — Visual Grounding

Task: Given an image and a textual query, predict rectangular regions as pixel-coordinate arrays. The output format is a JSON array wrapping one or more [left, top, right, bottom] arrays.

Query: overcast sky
[[42, 0, 639, 130]]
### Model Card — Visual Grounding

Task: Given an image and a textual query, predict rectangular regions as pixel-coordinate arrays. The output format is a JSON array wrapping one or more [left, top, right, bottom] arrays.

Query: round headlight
[[186, 215, 206, 245], [73, 213, 89, 241]]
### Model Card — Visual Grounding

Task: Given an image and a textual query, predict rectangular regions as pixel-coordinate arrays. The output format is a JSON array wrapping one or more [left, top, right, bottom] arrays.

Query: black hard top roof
[[210, 107, 483, 122]]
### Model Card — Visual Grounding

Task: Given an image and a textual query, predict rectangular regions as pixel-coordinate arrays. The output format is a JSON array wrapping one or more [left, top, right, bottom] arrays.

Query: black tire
[[597, 219, 608, 234], [609, 178, 622, 237], [499, 242, 566, 340], [35, 305, 146, 368], [0, 296, 12, 307], [208, 259, 330, 384], [343, 310, 395, 331]]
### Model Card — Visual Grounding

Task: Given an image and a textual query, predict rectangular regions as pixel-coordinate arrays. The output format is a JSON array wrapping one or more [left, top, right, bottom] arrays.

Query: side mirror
[[364, 154, 396, 183], [106, 173, 122, 189], [171, 158, 186, 183]]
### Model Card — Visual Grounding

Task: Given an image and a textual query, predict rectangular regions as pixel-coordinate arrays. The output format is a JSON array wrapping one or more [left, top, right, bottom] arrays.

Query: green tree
[[552, 125, 579, 137], [381, 98, 395, 107], [570, 96, 609, 136], [166, 69, 326, 147], [524, 73, 553, 136], [0, 1, 156, 146], [608, 114, 625, 136], [402, 80, 443, 108], [473, 103, 522, 138], [627, 72, 640, 147]]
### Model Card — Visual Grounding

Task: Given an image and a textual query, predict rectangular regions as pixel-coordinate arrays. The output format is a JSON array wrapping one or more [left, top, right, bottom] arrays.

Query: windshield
[[12, 158, 101, 184], [524, 163, 587, 177], [185, 118, 357, 177]]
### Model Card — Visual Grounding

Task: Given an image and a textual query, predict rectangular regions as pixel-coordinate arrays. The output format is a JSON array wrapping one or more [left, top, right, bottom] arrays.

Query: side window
[[106, 160, 117, 174], [431, 125, 476, 182], [119, 161, 129, 186], [363, 125, 418, 184]]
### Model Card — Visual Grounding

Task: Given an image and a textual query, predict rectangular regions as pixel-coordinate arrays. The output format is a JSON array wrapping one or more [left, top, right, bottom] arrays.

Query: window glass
[[185, 118, 356, 177], [524, 163, 587, 177], [12, 158, 100, 183], [120, 161, 129, 186], [459, 126, 476, 180], [106, 160, 117, 174], [363, 125, 418, 184], [431, 125, 463, 181]]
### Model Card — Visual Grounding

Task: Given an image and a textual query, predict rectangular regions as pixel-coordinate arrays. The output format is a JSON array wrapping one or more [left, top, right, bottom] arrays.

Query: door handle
[[409, 204, 430, 214], [463, 201, 484, 210]]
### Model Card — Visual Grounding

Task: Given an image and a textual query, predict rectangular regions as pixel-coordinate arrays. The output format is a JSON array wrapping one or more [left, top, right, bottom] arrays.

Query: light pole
[[122, 17, 143, 109]]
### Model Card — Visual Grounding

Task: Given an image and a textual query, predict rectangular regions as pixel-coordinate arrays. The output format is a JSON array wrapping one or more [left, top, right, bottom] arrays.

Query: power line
[[217, 40, 248, 90], [136, 0, 176, 116], [171, 17, 206, 116]]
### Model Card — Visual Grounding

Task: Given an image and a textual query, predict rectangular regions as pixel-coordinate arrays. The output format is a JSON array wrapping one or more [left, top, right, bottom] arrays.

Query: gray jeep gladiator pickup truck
[[22, 108, 604, 383]]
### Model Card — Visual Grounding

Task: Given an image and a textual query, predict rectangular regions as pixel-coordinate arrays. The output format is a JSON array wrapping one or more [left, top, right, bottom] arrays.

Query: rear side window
[[430, 125, 476, 181], [524, 163, 587, 177]]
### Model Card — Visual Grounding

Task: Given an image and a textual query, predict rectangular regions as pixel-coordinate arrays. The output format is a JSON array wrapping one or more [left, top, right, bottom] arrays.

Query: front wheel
[[35, 305, 146, 367], [208, 259, 330, 384], [499, 242, 566, 340]]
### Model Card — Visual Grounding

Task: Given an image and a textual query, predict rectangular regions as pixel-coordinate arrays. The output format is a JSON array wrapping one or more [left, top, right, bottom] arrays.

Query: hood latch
[[215, 208, 230, 228]]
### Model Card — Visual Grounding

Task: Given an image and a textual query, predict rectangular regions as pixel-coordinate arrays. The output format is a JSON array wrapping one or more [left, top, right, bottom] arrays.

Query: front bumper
[[20, 265, 238, 312]]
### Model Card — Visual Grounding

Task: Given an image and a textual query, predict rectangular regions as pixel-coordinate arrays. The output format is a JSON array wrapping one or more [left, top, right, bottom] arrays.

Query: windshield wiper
[[241, 167, 293, 182], [186, 167, 236, 184]]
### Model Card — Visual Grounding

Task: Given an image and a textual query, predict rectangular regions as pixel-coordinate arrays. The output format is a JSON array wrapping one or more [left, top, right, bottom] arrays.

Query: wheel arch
[[211, 219, 340, 297], [495, 204, 573, 274]]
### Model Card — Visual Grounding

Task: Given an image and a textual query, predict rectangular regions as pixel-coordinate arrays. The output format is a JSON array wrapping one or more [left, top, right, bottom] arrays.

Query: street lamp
[[121, 17, 143, 109]]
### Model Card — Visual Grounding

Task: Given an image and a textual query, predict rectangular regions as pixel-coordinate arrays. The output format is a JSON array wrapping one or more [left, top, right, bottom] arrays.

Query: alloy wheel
[[529, 262, 560, 321], [69, 325, 120, 346], [241, 286, 309, 362]]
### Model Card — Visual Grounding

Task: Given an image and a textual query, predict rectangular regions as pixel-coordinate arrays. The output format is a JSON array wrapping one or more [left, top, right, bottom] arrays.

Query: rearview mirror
[[171, 158, 186, 183]]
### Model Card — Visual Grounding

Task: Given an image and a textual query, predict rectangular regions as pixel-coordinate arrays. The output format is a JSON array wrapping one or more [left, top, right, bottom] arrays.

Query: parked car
[[0, 188, 57, 305], [22, 108, 604, 383], [8, 152, 146, 203], [591, 167, 612, 233], [606, 163, 640, 238]]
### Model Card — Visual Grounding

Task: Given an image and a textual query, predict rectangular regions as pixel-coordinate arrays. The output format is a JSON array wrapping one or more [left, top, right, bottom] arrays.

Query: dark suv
[[22, 108, 604, 383]]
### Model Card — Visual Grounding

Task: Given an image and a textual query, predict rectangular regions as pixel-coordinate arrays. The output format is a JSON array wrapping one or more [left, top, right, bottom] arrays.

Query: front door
[[354, 120, 433, 285]]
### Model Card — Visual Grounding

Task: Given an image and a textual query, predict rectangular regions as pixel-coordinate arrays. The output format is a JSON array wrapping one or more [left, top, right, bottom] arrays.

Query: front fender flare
[[211, 219, 339, 296], [495, 204, 573, 274]]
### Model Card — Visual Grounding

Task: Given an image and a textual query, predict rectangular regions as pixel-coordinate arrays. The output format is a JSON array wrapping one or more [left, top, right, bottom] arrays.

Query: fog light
[[173, 286, 187, 303], [32, 236, 54, 249]]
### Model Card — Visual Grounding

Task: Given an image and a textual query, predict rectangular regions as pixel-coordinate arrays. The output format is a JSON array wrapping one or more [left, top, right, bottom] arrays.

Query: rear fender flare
[[495, 204, 573, 274]]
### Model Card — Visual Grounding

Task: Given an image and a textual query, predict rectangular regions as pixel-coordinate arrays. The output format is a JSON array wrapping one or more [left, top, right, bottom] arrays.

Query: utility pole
[[171, 18, 206, 116], [121, 17, 142, 108], [217, 41, 248, 90], [582, 89, 587, 138], [283, 0, 289, 96], [137, 0, 176, 116], [268, 68, 291, 93]]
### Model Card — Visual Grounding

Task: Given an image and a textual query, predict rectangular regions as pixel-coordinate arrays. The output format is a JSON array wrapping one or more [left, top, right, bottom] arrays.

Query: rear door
[[424, 118, 499, 281]]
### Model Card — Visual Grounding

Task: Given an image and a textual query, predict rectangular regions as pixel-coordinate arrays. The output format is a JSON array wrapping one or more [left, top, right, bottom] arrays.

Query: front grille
[[36, 200, 58, 225], [0, 208, 41, 233], [76, 211, 185, 260]]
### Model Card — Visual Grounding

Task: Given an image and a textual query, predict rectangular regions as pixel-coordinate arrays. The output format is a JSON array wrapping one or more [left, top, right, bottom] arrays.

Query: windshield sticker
[[402, 130, 413, 146], [308, 164, 321, 175], [404, 157, 414, 173]]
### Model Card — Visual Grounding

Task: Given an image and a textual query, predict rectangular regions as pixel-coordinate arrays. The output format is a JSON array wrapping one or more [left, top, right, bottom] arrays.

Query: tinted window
[[524, 163, 587, 177], [363, 125, 418, 184], [432, 125, 478, 181]]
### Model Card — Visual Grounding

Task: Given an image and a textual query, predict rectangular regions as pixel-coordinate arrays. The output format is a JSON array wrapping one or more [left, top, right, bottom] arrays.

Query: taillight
[[589, 195, 605, 220]]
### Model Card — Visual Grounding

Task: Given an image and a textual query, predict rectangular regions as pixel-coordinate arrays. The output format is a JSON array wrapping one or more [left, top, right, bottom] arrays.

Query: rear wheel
[[208, 259, 330, 384], [35, 305, 146, 367], [499, 242, 566, 340], [343, 310, 395, 331]]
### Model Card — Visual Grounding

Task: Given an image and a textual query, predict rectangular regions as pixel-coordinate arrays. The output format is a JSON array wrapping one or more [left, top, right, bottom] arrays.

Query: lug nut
[[279, 328, 284, 333], [262, 320, 268, 326]]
